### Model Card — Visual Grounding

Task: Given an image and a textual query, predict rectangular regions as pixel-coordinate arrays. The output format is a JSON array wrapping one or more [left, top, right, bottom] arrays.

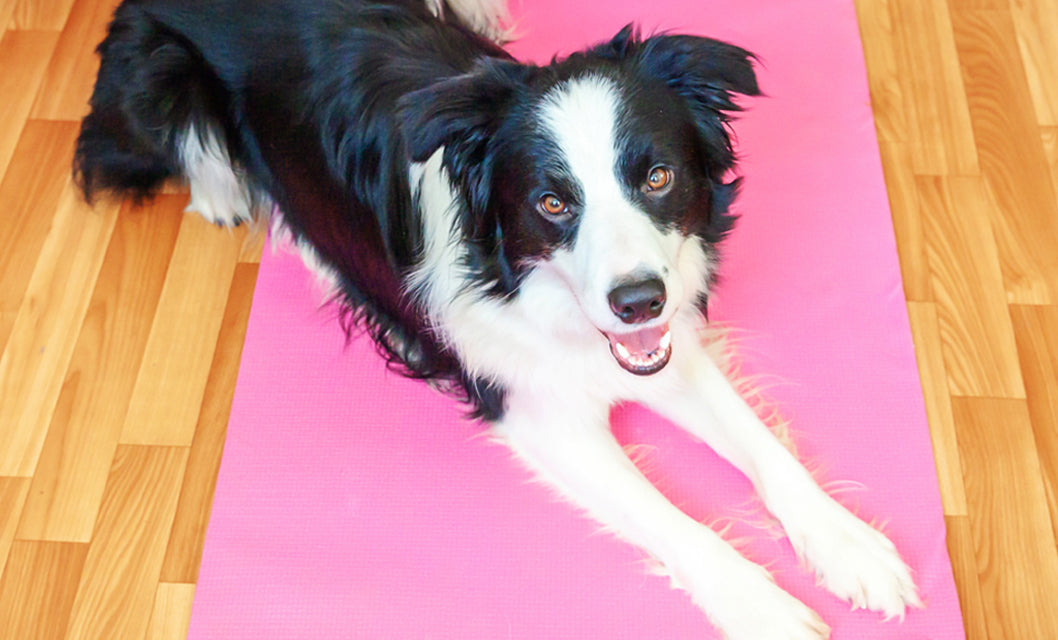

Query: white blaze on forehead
[[538, 75, 624, 204], [536, 75, 688, 333]]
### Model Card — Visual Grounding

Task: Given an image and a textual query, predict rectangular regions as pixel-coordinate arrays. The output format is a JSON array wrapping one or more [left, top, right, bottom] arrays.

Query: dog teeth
[[610, 328, 673, 374]]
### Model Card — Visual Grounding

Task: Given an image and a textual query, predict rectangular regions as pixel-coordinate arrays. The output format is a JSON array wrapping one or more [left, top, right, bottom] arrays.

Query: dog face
[[403, 27, 758, 375]]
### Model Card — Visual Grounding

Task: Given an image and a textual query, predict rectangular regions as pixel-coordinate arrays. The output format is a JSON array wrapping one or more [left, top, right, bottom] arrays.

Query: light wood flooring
[[1, 0, 1056, 637]]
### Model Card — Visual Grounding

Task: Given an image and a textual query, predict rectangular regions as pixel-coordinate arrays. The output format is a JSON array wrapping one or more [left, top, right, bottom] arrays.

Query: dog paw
[[679, 558, 830, 640], [708, 572, 831, 639], [185, 193, 252, 227], [787, 499, 922, 619]]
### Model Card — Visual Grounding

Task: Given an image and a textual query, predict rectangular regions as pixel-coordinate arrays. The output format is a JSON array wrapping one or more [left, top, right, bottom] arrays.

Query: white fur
[[424, 0, 511, 42], [409, 75, 920, 639], [179, 124, 257, 226]]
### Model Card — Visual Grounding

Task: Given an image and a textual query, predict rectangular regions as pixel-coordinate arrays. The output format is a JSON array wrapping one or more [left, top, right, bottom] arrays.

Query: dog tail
[[74, 3, 258, 225]]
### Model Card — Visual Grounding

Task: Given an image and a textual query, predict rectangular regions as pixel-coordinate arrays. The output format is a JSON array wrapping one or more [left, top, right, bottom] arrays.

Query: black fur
[[74, 0, 758, 418]]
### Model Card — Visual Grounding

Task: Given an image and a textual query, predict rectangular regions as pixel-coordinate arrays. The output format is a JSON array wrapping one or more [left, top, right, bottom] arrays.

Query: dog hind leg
[[75, 4, 258, 226]]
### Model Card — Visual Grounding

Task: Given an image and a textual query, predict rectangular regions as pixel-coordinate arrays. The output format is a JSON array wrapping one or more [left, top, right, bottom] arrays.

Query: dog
[[74, 0, 922, 636]]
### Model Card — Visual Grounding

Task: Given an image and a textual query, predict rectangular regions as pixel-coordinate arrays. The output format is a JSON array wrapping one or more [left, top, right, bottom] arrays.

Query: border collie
[[75, 0, 921, 636]]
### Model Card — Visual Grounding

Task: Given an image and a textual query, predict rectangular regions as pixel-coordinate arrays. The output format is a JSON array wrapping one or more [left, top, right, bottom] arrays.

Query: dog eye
[[643, 166, 673, 193], [537, 193, 569, 217]]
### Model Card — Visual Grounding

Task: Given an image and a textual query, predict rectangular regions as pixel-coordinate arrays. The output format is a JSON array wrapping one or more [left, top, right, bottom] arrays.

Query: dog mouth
[[605, 324, 672, 375]]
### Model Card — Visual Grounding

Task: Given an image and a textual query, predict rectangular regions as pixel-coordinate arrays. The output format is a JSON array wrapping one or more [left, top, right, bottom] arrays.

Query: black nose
[[608, 278, 666, 324]]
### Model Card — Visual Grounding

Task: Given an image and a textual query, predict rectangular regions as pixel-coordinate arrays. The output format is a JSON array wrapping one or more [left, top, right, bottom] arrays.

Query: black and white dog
[[75, 0, 921, 636]]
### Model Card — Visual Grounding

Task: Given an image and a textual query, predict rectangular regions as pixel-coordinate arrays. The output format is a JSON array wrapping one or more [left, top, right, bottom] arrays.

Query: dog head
[[403, 26, 759, 375]]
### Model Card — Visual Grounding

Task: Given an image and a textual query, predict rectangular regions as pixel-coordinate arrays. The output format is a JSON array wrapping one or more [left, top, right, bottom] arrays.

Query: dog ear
[[400, 60, 532, 211], [399, 60, 532, 295], [602, 25, 760, 180]]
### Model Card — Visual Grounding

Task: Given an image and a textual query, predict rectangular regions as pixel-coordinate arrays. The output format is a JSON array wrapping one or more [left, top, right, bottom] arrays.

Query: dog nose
[[608, 278, 666, 324]]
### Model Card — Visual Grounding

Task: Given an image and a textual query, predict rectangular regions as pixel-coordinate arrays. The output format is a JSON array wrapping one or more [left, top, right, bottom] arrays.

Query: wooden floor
[[0, 0, 1056, 637]]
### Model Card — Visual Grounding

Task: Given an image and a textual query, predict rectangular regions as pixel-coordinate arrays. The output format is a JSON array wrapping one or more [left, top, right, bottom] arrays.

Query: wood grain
[[16, 201, 184, 542], [0, 541, 88, 640], [160, 263, 258, 583], [0, 477, 30, 579], [952, 397, 1058, 639], [906, 301, 966, 515], [889, 0, 978, 175], [854, 0, 906, 144], [1009, 304, 1058, 538], [118, 214, 246, 447], [1044, 127, 1058, 209], [8, 0, 76, 30], [1009, 0, 1058, 126], [943, 515, 988, 640], [878, 141, 931, 301], [0, 120, 79, 353], [143, 583, 195, 640], [952, 8, 1058, 304], [29, 0, 121, 121], [0, 181, 118, 476], [64, 446, 188, 640], [0, 31, 60, 186], [917, 175, 1024, 398], [0, 0, 18, 36]]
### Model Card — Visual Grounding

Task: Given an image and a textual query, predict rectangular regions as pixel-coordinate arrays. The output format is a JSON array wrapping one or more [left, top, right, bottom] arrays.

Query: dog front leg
[[493, 390, 830, 639], [643, 349, 922, 620]]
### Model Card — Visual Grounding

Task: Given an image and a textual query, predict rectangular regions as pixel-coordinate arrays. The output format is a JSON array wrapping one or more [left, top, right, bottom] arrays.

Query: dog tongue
[[611, 325, 667, 356], [606, 323, 672, 375]]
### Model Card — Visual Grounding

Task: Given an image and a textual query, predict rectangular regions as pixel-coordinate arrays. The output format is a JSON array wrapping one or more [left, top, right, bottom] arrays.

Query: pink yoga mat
[[189, 0, 965, 637]]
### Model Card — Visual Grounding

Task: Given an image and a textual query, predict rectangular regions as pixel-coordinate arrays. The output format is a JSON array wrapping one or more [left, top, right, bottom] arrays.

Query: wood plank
[[64, 446, 188, 640], [239, 225, 266, 264], [1009, 304, 1058, 538], [853, 0, 907, 143], [917, 176, 1024, 398], [143, 583, 195, 640], [1043, 127, 1058, 202], [160, 263, 258, 583], [0, 0, 17, 39], [0, 30, 60, 183], [906, 302, 967, 515], [0, 120, 79, 353], [8, 0, 75, 30], [944, 515, 989, 640], [878, 142, 932, 301], [0, 541, 87, 640], [118, 214, 245, 447], [952, 9, 1058, 304], [0, 477, 30, 579], [952, 397, 1058, 639], [30, 0, 122, 121], [949, 0, 1008, 8], [889, 0, 979, 175], [16, 201, 184, 543], [0, 181, 119, 477], [1009, 0, 1058, 126]]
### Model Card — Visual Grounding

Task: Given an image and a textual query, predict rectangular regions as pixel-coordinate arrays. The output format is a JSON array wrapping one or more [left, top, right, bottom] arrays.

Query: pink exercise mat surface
[[188, 0, 965, 637]]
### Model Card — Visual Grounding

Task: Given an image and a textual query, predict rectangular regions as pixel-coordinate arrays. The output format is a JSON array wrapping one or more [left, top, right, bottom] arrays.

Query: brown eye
[[538, 193, 568, 216], [644, 166, 673, 193]]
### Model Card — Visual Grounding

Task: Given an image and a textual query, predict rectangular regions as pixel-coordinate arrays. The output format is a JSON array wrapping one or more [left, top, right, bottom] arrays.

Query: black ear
[[603, 26, 760, 179], [399, 60, 532, 214]]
